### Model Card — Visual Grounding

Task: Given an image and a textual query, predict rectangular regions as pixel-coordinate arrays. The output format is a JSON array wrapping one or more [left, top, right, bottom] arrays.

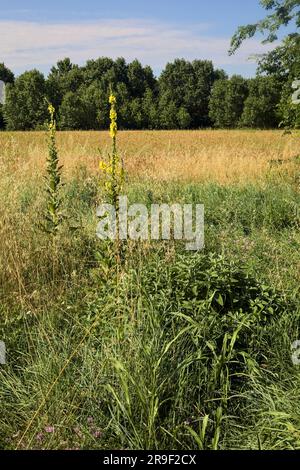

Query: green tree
[[83, 57, 115, 85], [81, 58, 129, 129], [4, 70, 48, 130], [230, 0, 300, 54], [142, 88, 159, 129], [158, 96, 179, 129], [128, 98, 144, 129], [58, 91, 83, 130], [177, 107, 191, 129], [258, 36, 300, 128], [158, 59, 226, 128], [80, 57, 159, 130], [191, 60, 227, 127], [127, 60, 157, 97], [230, 1, 300, 129], [240, 76, 281, 128], [0, 63, 14, 84], [58, 86, 99, 130], [47, 58, 84, 110], [209, 75, 249, 128]]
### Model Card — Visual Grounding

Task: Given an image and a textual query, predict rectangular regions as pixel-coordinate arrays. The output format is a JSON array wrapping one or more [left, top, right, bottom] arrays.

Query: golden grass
[[0, 129, 299, 185]]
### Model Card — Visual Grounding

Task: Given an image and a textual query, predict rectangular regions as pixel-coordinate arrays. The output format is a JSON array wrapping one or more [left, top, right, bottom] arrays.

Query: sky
[[0, 0, 292, 78]]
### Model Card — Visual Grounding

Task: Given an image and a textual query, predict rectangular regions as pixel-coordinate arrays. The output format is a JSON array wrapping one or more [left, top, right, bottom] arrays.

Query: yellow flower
[[99, 161, 107, 171], [105, 181, 112, 192], [110, 109, 117, 121], [110, 122, 117, 139], [109, 94, 116, 105], [48, 104, 55, 116]]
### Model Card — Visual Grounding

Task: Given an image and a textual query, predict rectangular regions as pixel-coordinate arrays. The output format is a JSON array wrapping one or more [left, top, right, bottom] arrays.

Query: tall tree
[[0, 63, 14, 84], [230, 1, 300, 129], [258, 36, 300, 128], [209, 75, 249, 128], [127, 60, 157, 97], [158, 59, 226, 128], [4, 70, 48, 130], [47, 58, 84, 110], [240, 76, 281, 128], [230, 0, 300, 54], [58, 87, 98, 130]]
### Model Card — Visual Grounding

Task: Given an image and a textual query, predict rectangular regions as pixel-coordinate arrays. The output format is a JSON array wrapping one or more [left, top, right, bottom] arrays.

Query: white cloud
[[0, 19, 277, 74]]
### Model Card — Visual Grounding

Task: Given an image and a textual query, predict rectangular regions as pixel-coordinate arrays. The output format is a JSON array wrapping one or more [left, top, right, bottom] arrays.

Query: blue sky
[[0, 0, 291, 77]]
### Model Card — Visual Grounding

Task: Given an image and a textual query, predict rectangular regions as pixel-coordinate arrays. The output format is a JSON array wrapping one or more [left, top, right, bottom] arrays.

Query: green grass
[[0, 170, 300, 450]]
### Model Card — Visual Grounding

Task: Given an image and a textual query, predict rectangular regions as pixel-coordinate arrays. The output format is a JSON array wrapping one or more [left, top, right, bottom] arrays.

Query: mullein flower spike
[[99, 92, 124, 203]]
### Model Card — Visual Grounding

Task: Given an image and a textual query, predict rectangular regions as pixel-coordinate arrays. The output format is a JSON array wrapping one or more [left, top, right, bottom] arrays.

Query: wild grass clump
[[0, 249, 297, 450], [102, 251, 294, 449]]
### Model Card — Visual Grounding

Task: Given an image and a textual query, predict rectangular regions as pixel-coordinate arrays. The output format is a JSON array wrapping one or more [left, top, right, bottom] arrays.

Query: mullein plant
[[99, 92, 125, 263], [43, 103, 63, 236], [38, 103, 64, 280]]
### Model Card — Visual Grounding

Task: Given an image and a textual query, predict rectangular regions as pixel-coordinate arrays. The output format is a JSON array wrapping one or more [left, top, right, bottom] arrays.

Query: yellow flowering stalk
[[99, 92, 124, 206], [99, 91, 125, 262], [109, 93, 117, 139]]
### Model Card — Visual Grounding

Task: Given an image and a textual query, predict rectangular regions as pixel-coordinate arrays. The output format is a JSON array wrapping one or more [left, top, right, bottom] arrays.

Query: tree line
[[0, 38, 299, 131]]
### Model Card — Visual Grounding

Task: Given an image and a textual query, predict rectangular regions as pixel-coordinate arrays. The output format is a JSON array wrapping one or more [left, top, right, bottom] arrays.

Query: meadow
[[0, 129, 300, 450]]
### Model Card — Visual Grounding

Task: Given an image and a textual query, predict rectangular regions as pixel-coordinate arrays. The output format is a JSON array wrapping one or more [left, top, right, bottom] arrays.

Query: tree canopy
[[2, 58, 227, 131], [230, 0, 300, 54], [209, 75, 248, 128], [0, 49, 298, 131], [229, 0, 300, 129]]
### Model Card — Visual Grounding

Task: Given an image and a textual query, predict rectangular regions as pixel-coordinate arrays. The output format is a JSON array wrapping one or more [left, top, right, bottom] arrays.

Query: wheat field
[[1, 130, 299, 185]]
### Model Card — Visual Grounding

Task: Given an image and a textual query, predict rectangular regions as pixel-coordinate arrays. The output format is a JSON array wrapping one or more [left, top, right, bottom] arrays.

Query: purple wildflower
[[36, 432, 44, 442], [44, 426, 55, 433]]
